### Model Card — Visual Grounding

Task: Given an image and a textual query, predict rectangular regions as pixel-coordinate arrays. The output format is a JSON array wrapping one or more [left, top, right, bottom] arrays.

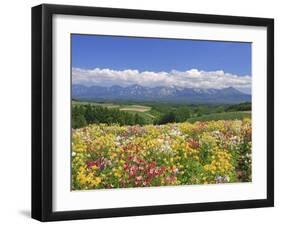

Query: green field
[[187, 111, 251, 123], [119, 105, 151, 112], [72, 100, 251, 128]]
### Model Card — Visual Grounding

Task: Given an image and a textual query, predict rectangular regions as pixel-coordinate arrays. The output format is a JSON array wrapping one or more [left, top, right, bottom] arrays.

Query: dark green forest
[[72, 105, 147, 128]]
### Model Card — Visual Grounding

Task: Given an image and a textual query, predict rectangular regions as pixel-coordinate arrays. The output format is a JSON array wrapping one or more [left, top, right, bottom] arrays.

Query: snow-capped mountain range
[[72, 84, 251, 104]]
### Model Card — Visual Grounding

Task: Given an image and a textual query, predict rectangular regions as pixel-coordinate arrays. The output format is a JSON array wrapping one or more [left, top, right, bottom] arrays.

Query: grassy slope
[[187, 111, 251, 123]]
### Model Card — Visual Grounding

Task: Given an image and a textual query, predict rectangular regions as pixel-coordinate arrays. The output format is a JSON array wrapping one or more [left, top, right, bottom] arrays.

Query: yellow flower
[[95, 177, 101, 184], [72, 118, 251, 189], [89, 177, 102, 187]]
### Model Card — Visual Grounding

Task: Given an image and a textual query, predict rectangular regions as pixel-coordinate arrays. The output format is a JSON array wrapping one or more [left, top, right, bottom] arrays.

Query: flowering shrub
[[72, 119, 251, 190]]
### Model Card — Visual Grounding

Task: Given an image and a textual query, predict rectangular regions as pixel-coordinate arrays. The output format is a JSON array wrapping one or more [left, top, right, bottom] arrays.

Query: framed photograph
[[32, 4, 274, 221]]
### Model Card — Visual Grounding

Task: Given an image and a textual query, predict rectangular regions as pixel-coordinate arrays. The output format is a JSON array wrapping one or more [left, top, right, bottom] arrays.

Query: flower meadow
[[72, 119, 252, 190]]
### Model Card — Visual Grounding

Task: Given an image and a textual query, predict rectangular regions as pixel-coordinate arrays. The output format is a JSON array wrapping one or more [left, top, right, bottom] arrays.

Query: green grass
[[72, 100, 251, 125], [187, 111, 251, 123]]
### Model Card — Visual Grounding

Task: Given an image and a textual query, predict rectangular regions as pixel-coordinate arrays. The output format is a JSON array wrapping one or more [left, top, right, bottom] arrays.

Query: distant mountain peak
[[72, 84, 251, 104]]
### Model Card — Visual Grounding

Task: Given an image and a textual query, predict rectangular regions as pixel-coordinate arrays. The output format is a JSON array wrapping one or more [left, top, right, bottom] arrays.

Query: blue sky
[[72, 34, 251, 75], [71, 34, 252, 93]]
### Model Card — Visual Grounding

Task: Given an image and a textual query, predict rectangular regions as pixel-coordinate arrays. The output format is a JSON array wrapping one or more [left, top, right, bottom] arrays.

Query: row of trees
[[72, 105, 147, 128]]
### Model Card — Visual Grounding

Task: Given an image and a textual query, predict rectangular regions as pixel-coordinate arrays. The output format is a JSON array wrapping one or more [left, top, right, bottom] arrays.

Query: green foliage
[[72, 101, 252, 128], [72, 105, 87, 128], [134, 113, 146, 125], [174, 106, 191, 122], [226, 102, 251, 112], [72, 104, 149, 128], [157, 106, 191, 124], [157, 111, 177, 124]]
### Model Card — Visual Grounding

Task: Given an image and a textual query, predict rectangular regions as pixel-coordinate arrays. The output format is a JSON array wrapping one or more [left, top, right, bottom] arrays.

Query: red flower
[[87, 161, 97, 168], [188, 139, 200, 149]]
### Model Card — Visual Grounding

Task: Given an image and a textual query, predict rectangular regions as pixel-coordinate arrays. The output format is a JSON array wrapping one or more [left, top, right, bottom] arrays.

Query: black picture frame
[[32, 4, 274, 222]]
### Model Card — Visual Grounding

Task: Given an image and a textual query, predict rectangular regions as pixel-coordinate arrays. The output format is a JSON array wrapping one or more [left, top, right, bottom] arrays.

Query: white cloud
[[72, 68, 251, 93]]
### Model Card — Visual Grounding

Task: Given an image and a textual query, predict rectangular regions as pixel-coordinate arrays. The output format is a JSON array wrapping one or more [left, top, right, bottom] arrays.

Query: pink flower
[[149, 169, 154, 175]]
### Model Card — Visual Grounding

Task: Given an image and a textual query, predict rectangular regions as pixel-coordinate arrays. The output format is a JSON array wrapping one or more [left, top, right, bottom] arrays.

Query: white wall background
[[0, 0, 279, 225]]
